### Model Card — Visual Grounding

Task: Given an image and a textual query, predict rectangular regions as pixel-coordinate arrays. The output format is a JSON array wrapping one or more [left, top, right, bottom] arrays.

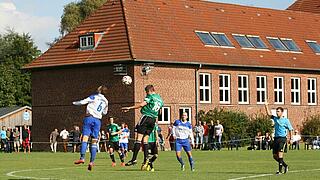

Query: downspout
[[195, 64, 202, 125]]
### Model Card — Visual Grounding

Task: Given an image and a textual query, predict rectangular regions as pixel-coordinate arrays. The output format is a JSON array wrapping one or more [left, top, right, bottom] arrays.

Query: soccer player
[[265, 102, 293, 174], [119, 123, 130, 157], [146, 123, 159, 171], [106, 117, 124, 167], [173, 112, 195, 171], [122, 85, 163, 169], [73, 85, 108, 171]]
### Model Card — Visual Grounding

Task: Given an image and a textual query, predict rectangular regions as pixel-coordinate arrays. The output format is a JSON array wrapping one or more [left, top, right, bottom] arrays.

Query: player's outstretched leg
[[186, 151, 195, 172], [147, 154, 158, 171], [88, 140, 98, 171], [176, 152, 185, 171], [119, 151, 125, 166], [141, 142, 149, 170], [125, 138, 141, 166], [74, 136, 89, 165]]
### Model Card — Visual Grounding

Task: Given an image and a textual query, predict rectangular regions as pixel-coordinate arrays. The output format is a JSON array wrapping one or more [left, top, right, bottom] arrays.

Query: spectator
[[7, 127, 13, 153], [72, 126, 81, 153], [22, 125, 31, 153], [208, 120, 215, 150], [254, 131, 263, 150], [50, 129, 59, 153], [1, 126, 8, 152], [60, 128, 69, 152], [100, 130, 108, 153], [202, 121, 209, 150], [13, 127, 20, 153], [214, 120, 224, 150], [194, 121, 204, 150], [264, 132, 272, 150], [291, 130, 301, 150], [157, 126, 165, 151], [166, 123, 175, 151]]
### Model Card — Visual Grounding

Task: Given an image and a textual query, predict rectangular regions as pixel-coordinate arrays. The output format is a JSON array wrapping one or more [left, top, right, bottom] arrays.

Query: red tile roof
[[26, 0, 320, 71], [287, 0, 320, 14]]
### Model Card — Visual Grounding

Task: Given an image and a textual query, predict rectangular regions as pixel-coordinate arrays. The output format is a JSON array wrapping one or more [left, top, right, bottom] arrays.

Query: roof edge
[[120, 0, 135, 60], [0, 106, 32, 119]]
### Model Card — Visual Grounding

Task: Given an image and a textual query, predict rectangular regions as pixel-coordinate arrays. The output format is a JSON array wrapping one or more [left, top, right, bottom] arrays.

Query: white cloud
[[0, 1, 60, 52]]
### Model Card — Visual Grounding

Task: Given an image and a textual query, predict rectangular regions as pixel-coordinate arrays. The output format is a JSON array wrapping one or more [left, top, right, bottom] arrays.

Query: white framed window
[[179, 107, 192, 122], [274, 77, 284, 104], [199, 73, 211, 103], [256, 76, 267, 104], [219, 74, 231, 104], [80, 35, 94, 49], [291, 77, 300, 105], [238, 75, 249, 104], [308, 78, 317, 105], [158, 107, 171, 124]]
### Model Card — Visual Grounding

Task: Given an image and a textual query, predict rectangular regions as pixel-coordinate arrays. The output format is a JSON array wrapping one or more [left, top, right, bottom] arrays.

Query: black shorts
[[135, 115, 156, 135], [148, 142, 158, 155], [273, 137, 287, 154], [108, 141, 120, 151]]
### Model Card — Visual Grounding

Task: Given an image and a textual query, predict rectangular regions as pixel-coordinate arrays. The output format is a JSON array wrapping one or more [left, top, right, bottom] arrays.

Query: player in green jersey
[[146, 123, 159, 172], [106, 117, 124, 167], [122, 85, 163, 170]]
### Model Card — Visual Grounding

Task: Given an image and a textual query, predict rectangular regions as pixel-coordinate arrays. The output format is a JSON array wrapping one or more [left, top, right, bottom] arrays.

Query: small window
[[199, 73, 211, 103], [233, 35, 254, 48], [308, 78, 317, 105], [219, 74, 231, 104], [247, 36, 268, 49], [291, 77, 300, 105], [281, 39, 301, 52], [238, 75, 249, 104], [274, 77, 284, 104], [158, 107, 171, 124], [179, 107, 192, 121], [195, 31, 219, 46], [79, 35, 94, 49], [306, 41, 320, 53], [267, 38, 288, 51], [211, 33, 233, 47], [256, 76, 267, 104]]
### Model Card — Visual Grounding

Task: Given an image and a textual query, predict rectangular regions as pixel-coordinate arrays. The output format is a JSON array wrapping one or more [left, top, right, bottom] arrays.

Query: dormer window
[[79, 35, 94, 50]]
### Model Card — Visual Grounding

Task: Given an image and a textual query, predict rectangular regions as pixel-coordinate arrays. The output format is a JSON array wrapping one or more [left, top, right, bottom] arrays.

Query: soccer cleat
[[150, 168, 155, 172], [111, 162, 116, 167], [276, 171, 282, 175], [120, 162, 125, 167], [141, 162, 148, 171], [191, 167, 195, 172], [284, 165, 289, 174], [146, 164, 151, 171], [181, 164, 185, 171], [125, 160, 137, 166], [74, 159, 85, 165], [87, 163, 94, 171]]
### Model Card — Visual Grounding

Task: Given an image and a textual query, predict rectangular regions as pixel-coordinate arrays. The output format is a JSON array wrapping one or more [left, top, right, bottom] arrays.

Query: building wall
[[31, 63, 135, 150], [0, 108, 32, 127]]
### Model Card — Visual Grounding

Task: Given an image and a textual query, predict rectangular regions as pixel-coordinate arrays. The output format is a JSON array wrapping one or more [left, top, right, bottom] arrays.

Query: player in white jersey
[[73, 85, 108, 171], [119, 123, 130, 157], [173, 112, 195, 171]]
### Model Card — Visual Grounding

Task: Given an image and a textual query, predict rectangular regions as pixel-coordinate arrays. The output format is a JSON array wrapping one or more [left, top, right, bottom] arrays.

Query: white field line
[[228, 168, 320, 180]]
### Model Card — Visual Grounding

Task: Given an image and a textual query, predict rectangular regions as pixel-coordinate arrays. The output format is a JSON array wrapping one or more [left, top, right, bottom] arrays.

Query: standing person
[[106, 117, 124, 167], [60, 128, 69, 152], [72, 126, 81, 153], [122, 85, 164, 169], [291, 130, 301, 150], [13, 127, 20, 153], [7, 127, 13, 153], [208, 120, 215, 150], [119, 123, 130, 157], [194, 121, 204, 150], [265, 102, 293, 174], [173, 112, 195, 171], [202, 121, 209, 150], [22, 125, 31, 153], [0, 126, 8, 152], [146, 123, 159, 171], [214, 120, 224, 150], [50, 129, 59, 153], [166, 123, 175, 151], [158, 126, 165, 151], [100, 130, 108, 153], [73, 85, 108, 171]]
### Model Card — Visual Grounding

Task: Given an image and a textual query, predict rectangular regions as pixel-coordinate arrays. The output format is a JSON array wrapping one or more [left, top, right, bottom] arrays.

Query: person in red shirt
[[202, 121, 209, 150]]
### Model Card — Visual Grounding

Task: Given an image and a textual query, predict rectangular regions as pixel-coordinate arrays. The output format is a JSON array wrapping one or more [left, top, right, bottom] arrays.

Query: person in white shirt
[[173, 112, 195, 171], [291, 130, 301, 150], [119, 123, 130, 157], [214, 120, 224, 150], [60, 128, 69, 152], [193, 121, 204, 149], [73, 85, 108, 171]]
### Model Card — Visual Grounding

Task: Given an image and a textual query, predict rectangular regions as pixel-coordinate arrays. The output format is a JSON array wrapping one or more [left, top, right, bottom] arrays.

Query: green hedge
[[302, 114, 320, 137]]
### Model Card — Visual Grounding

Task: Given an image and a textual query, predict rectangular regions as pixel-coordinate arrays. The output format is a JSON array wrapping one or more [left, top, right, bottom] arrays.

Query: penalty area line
[[228, 168, 320, 180]]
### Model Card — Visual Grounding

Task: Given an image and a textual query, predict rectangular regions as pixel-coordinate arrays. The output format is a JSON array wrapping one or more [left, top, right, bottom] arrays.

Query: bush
[[247, 113, 273, 138], [302, 114, 320, 137]]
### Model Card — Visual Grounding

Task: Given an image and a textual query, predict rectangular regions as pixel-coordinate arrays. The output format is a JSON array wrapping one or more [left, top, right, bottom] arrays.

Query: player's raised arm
[[73, 96, 95, 106], [121, 101, 147, 112], [264, 102, 272, 117]]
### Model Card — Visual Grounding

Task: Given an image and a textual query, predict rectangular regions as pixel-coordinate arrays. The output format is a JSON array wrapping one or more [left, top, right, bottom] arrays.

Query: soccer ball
[[122, 75, 132, 85]]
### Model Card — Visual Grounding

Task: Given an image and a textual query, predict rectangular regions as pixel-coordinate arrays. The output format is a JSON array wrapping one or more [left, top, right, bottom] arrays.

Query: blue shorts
[[82, 116, 101, 139], [175, 139, 192, 152], [120, 143, 128, 150]]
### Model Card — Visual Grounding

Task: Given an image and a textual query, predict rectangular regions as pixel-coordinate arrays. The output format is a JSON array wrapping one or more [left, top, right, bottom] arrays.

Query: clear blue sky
[[0, 0, 296, 52]]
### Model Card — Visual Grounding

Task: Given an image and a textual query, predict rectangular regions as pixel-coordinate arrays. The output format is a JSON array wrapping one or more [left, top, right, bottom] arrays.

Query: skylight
[[211, 33, 233, 47], [233, 35, 254, 48], [247, 36, 268, 49], [306, 41, 320, 53], [281, 39, 301, 52], [267, 38, 288, 51], [195, 31, 219, 46]]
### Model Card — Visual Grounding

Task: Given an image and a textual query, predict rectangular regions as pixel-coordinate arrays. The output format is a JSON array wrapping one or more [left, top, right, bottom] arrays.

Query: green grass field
[[0, 149, 319, 180]]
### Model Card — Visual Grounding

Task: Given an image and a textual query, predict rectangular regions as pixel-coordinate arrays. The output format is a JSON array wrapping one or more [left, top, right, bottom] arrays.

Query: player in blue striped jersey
[[173, 112, 195, 171], [73, 85, 108, 171]]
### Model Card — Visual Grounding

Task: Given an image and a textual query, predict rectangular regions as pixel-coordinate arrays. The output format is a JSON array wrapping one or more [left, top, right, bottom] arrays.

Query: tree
[[0, 29, 41, 107], [60, 0, 107, 36]]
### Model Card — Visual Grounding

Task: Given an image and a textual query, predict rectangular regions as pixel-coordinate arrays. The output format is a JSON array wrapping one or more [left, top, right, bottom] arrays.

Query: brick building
[[26, 0, 320, 150]]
